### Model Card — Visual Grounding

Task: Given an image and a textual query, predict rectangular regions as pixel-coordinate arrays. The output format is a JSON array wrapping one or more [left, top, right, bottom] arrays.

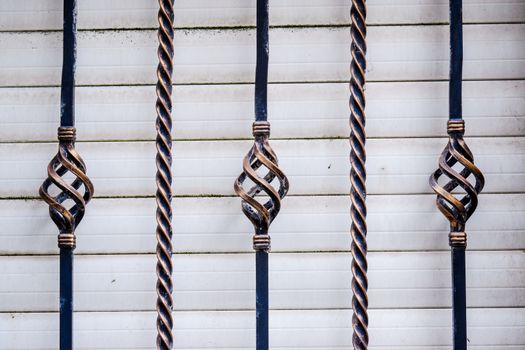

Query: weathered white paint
[[1, 252, 523, 312], [1, 309, 524, 349], [0, 194, 523, 255], [2, 25, 525, 86], [1, 0, 524, 30], [1, 80, 524, 141], [0, 138, 522, 197]]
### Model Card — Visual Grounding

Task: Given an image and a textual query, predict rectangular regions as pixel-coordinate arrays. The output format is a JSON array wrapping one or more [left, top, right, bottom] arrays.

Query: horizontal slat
[[2, 80, 524, 141], [1, 194, 523, 255], [1, 309, 523, 349], [2, 25, 524, 86], [1, 0, 524, 30], [2, 252, 523, 312], [0, 138, 522, 197]]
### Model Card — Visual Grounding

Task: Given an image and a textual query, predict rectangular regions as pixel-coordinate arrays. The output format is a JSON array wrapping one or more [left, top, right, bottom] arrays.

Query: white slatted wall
[[0, 1, 524, 349]]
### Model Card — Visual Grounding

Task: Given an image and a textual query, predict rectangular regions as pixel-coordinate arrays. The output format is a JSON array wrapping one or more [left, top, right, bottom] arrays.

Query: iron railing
[[429, 0, 485, 348], [234, 0, 290, 349], [350, 0, 369, 349], [39, 0, 94, 349], [154, 0, 176, 349], [29, 1, 494, 349]]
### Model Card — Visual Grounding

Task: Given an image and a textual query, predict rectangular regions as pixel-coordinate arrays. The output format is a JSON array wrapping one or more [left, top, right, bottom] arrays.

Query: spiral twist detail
[[349, 0, 368, 348], [155, 0, 175, 349], [234, 122, 289, 251], [429, 121, 485, 247], [39, 127, 94, 249]]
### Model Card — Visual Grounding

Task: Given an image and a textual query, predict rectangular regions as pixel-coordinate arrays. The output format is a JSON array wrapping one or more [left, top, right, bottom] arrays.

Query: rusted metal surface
[[155, 0, 175, 349], [350, 0, 369, 349], [429, 1, 485, 348]]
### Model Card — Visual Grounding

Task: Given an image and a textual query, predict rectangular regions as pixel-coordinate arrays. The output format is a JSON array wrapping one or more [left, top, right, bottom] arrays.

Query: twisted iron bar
[[155, 0, 175, 349], [350, 0, 368, 348]]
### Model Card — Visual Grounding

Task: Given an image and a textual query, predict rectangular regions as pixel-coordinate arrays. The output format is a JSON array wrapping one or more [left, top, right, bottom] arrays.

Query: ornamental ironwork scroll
[[234, 0, 289, 349], [154, 0, 175, 349], [39, 0, 94, 349], [350, 0, 369, 349], [429, 1, 485, 348]]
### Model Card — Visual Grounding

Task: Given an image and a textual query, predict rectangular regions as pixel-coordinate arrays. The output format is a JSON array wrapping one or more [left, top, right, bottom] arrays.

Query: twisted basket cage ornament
[[39, 127, 94, 350], [39, 0, 94, 348], [429, 119, 485, 349], [40, 127, 94, 249], [234, 0, 289, 348], [429, 119, 485, 242], [350, 0, 369, 348], [233, 115, 289, 350], [429, 1, 484, 348], [234, 121, 289, 249]]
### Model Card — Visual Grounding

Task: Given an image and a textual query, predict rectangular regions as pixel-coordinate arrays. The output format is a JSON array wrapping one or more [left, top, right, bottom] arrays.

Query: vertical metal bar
[[155, 0, 175, 349], [255, 1, 269, 347], [60, 0, 76, 127], [39, 1, 94, 349], [58, 0, 77, 341], [59, 249, 74, 350], [255, 0, 269, 122], [234, 1, 289, 348], [256, 249, 269, 349], [451, 247, 467, 349], [430, 1, 485, 349], [350, 0, 369, 348], [449, 0, 463, 120]]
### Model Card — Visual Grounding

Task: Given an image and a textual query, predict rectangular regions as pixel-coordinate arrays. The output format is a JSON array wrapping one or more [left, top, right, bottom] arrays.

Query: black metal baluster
[[350, 0, 369, 348], [39, 0, 94, 349], [429, 1, 485, 348], [234, 1, 289, 348], [155, 0, 175, 349]]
